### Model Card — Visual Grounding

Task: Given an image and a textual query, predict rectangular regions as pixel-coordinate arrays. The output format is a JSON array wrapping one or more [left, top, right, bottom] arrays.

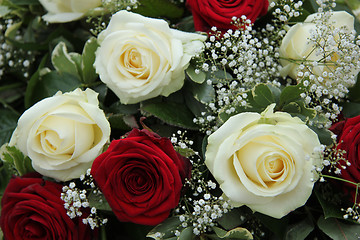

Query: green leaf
[[318, 216, 360, 240], [0, 6, 11, 17], [211, 226, 253, 240], [178, 227, 195, 240], [51, 42, 81, 79], [174, 146, 196, 158], [81, 37, 98, 84], [283, 102, 301, 114], [341, 102, 360, 118], [34, 71, 82, 101], [141, 102, 199, 130], [0, 109, 18, 146], [279, 84, 304, 108], [147, 216, 181, 239], [315, 189, 344, 219], [285, 218, 314, 240], [309, 126, 333, 146], [216, 208, 248, 230], [252, 83, 275, 107], [187, 80, 215, 103], [108, 113, 132, 131], [24, 54, 48, 108], [0, 145, 34, 176], [255, 212, 289, 239], [88, 191, 112, 212], [186, 64, 206, 84], [8, 0, 38, 5], [133, 0, 184, 19], [0, 160, 13, 194]]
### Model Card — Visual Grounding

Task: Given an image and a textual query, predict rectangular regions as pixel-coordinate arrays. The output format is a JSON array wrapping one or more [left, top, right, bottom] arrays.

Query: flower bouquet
[[1, 0, 360, 239]]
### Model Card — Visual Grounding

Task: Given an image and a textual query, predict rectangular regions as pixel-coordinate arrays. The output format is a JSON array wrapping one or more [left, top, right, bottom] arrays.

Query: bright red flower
[[91, 128, 191, 225], [186, 0, 269, 32]]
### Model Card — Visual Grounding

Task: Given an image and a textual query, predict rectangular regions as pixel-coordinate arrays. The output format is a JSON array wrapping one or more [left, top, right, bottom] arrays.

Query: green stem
[[101, 225, 107, 240], [321, 174, 360, 187]]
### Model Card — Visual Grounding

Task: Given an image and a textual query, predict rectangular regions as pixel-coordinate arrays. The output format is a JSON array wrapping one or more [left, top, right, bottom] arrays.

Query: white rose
[[9, 88, 110, 181], [94, 10, 207, 104], [39, 0, 101, 23], [279, 11, 356, 80], [205, 104, 322, 218]]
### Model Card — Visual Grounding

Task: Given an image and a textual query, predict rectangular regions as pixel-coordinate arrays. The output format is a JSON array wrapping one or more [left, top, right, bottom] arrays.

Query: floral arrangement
[[1, 0, 360, 239]]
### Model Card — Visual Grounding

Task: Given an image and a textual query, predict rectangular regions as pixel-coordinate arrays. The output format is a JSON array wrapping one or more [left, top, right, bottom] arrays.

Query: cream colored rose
[[205, 104, 322, 218], [94, 10, 207, 104], [279, 11, 355, 80], [39, 0, 101, 23], [9, 88, 110, 181]]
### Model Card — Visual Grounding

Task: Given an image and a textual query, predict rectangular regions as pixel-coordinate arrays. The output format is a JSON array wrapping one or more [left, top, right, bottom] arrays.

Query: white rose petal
[[205, 104, 322, 218], [279, 11, 357, 80], [39, 0, 101, 23], [9, 88, 110, 181], [94, 10, 207, 104]]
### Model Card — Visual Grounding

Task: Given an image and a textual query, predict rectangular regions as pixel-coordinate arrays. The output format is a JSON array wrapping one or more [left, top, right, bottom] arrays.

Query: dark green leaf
[[8, 0, 39, 5], [315, 189, 344, 219], [0, 145, 35, 176], [187, 80, 215, 103], [318, 216, 360, 240], [81, 37, 98, 84], [0, 161, 13, 194], [309, 126, 333, 146], [133, 0, 184, 19], [217, 208, 248, 230], [186, 64, 206, 84], [267, 84, 281, 104], [285, 218, 314, 240], [211, 226, 253, 240], [108, 101, 139, 115], [283, 102, 301, 114], [279, 84, 304, 108], [147, 216, 181, 239], [178, 227, 195, 240], [0, 109, 18, 146], [108, 114, 132, 131], [252, 83, 275, 107], [341, 102, 360, 118], [25, 54, 48, 108], [51, 42, 81, 78], [88, 192, 112, 212], [174, 146, 196, 157], [141, 102, 199, 130], [255, 212, 289, 239], [33, 71, 82, 102]]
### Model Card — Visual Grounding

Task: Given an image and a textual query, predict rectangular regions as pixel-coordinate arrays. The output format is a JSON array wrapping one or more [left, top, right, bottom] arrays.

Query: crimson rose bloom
[[91, 128, 191, 225], [330, 115, 360, 200], [0, 174, 94, 240], [186, 0, 269, 32]]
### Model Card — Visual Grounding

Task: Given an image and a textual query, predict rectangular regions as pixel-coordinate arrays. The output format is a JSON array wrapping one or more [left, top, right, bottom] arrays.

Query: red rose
[[91, 128, 191, 225], [0, 174, 94, 240], [330, 115, 360, 199], [186, 0, 269, 32]]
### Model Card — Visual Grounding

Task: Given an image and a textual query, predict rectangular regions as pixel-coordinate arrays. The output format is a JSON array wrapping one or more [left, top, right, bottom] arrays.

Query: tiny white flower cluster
[[61, 169, 108, 230], [174, 158, 232, 236], [296, 3, 360, 126], [342, 203, 360, 223], [270, 0, 303, 23], [0, 18, 35, 79], [61, 182, 90, 219], [321, 141, 350, 175], [88, 0, 139, 35], [171, 130, 195, 151]]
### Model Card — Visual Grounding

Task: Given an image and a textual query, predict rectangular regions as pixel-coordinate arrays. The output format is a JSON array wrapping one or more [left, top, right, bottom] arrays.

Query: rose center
[[120, 46, 150, 80], [266, 158, 284, 174]]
